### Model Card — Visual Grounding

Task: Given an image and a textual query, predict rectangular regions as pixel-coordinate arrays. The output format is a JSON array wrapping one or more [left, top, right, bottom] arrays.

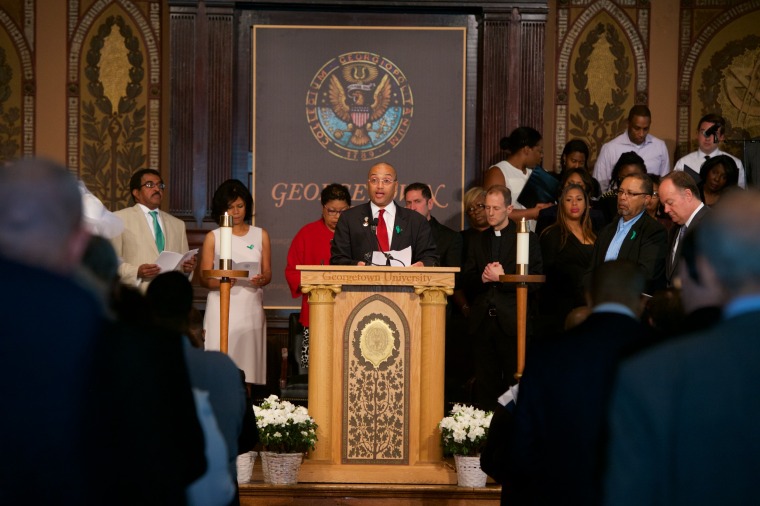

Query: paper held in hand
[[371, 246, 412, 267], [155, 248, 199, 273], [232, 261, 260, 277]]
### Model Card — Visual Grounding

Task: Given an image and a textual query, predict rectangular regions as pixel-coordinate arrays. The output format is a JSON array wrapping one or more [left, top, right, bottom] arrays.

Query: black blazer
[[462, 220, 543, 333], [429, 216, 462, 268], [509, 311, 658, 506], [665, 205, 710, 285], [330, 202, 438, 266], [589, 212, 667, 293]]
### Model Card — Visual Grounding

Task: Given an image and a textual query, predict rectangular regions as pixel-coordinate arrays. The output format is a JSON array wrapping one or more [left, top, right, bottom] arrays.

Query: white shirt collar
[[684, 202, 705, 228], [370, 200, 396, 218]]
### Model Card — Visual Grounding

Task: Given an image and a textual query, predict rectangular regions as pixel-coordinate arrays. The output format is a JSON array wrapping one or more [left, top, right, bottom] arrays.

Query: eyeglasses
[[324, 207, 348, 216], [467, 204, 486, 213], [368, 177, 396, 186], [616, 189, 649, 198], [141, 181, 166, 190]]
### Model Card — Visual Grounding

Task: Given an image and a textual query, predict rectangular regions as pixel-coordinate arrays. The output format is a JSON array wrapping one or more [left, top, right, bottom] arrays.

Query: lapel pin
[[363, 217, 369, 227]]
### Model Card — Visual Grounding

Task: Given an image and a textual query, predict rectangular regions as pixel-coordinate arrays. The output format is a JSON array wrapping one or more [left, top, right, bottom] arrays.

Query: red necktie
[[377, 209, 390, 252]]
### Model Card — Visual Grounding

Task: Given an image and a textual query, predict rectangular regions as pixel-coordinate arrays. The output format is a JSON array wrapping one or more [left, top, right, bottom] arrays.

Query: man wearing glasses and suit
[[588, 173, 667, 293], [112, 168, 196, 290], [331, 162, 438, 267]]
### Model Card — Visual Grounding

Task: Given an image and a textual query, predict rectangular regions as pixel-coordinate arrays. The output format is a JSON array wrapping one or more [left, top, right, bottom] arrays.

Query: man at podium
[[331, 162, 438, 267]]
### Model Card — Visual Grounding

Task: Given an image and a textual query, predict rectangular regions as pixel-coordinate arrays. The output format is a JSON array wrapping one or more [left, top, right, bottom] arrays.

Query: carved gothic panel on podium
[[342, 293, 410, 465]]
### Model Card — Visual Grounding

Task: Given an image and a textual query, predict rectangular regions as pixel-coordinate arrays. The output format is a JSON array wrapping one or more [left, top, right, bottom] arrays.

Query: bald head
[[0, 158, 88, 273], [697, 189, 760, 296], [367, 162, 398, 207]]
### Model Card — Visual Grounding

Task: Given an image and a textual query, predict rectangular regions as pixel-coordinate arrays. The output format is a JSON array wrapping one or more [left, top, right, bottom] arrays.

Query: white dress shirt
[[594, 132, 670, 191]]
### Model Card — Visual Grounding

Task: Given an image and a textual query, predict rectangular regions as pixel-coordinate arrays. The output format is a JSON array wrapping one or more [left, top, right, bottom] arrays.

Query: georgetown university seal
[[306, 51, 414, 161]]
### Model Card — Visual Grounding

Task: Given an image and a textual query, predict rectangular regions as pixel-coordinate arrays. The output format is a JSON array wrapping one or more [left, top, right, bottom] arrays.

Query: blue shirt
[[605, 211, 645, 262], [723, 294, 760, 320], [593, 302, 637, 320]]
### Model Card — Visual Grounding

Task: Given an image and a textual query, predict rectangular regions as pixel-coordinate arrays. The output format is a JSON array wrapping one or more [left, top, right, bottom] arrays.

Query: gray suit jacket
[[111, 204, 189, 289]]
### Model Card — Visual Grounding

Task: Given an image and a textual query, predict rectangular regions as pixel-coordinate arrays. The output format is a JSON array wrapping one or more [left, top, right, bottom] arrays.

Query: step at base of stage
[[239, 482, 501, 505]]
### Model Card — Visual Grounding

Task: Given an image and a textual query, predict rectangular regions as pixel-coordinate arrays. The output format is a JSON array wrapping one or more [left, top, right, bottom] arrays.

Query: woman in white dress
[[200, 179, 271, 385]]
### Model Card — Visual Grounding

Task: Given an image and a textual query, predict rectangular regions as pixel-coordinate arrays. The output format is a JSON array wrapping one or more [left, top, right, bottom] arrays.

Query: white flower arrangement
[[438, 404, 493, 456], [253, 395, 318, 453]]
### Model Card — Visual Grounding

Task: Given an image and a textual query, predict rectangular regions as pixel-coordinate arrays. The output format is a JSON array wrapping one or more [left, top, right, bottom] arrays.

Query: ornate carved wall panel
[[0, 0, 34, 164], [553, 0, 649, 171], [676, 0, 760, 163], [67, 0, 162, 211]]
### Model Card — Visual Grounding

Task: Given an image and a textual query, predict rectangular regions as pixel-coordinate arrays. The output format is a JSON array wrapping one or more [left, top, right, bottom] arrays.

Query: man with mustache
[[588, 173, 667, 293], [112, 168, 196, 290]]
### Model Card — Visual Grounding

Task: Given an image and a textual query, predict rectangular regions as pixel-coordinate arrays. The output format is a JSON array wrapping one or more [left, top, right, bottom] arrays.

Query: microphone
[[367, 217, 405, 266], [705, 123, 720, 144]]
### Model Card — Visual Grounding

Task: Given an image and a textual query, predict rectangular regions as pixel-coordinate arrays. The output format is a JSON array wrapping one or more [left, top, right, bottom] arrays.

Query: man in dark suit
[[331, 162, 438, 266], [509, 260, 656, 506], [588, 173, 667, 293], [658, 170, 709, 286], [404, 182, 462, 268], [462, 185, 542, 410], [605, 189, 760, 505]]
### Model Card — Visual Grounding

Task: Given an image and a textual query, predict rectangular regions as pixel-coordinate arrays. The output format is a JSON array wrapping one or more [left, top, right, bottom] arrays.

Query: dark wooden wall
[[168, 0, 547, 223]]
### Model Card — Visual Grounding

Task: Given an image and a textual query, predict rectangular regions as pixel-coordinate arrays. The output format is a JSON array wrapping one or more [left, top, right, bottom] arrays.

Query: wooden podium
[[296, 265, 458, 484]]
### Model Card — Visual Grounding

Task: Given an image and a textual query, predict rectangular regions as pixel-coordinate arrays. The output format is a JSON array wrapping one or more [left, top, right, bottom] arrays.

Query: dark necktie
[[705, 155, 711, 161], [673, 225, 685, 262], [377, 209, 390, 252]]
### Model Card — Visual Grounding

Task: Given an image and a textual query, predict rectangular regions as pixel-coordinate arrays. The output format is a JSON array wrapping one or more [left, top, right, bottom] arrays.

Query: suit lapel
[[617, 216, 644, 260], [390, 207, 407, 250], [666, 225, 681, 278]]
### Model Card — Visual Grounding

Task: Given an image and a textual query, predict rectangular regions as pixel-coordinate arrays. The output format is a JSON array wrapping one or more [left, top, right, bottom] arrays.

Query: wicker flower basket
[[454, 455, 487, 488], [260, 451, 303, 485], [236, 451, 257, 484]]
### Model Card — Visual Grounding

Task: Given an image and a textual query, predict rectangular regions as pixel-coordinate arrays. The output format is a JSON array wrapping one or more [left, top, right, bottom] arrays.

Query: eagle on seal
[[328, 64, 392, 146]]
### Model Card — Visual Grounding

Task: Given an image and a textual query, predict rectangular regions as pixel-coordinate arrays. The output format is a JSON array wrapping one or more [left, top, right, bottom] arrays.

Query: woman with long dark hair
[[538, 183, 597, 335]]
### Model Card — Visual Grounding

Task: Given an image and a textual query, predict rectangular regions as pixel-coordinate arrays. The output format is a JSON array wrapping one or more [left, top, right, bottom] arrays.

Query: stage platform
[[239, 482, 501, 505]]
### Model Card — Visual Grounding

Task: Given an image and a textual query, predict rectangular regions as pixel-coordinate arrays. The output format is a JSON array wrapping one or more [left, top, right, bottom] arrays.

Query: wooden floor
[[239, 482, 502, 505]]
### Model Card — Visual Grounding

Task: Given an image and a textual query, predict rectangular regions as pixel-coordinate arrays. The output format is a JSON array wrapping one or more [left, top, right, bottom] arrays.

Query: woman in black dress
[[538, 183, 597, 336]]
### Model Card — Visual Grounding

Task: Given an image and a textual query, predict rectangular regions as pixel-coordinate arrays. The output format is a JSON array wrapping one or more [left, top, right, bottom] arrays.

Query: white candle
[[516, 217, 529, 267], [220, 212, 232, 261]]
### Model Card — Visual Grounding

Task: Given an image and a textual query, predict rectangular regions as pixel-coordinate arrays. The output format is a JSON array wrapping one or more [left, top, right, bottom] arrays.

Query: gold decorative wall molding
[[677, 0, 760, 159], [554, 0, 649, 170], [0, 0, 35, 163], [66, 0, 161, 210]]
